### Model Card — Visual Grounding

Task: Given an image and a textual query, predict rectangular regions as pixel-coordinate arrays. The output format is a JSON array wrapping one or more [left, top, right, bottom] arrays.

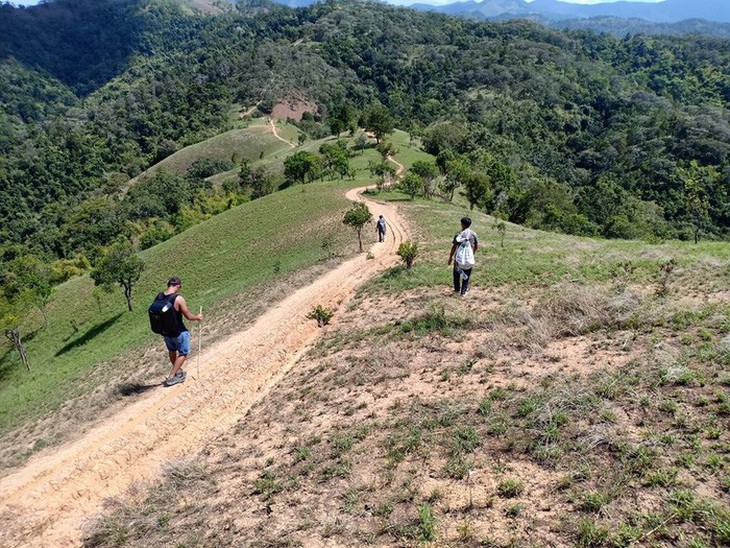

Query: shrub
[[397, 241, 419, 269], [307, 305, 334, 327]]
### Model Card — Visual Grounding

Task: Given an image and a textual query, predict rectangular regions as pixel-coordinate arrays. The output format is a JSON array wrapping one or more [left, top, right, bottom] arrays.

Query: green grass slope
[[86, 195, 730, 547], [0, 179, 354, 436], [129, 119, 296, 183]]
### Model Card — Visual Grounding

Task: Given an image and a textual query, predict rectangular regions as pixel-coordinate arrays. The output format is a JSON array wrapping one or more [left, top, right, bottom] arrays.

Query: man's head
[[379, 215, 384, 219], [167, 276, 182, 290], [460, 217, 472, 229]]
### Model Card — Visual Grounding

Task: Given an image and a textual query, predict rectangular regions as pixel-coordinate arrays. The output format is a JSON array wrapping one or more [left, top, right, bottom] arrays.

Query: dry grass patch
[[85, 277, 730, 547]]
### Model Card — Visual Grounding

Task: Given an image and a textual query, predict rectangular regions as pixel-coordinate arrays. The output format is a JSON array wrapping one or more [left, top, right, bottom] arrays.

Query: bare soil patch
[[271, 96, 318, 122]]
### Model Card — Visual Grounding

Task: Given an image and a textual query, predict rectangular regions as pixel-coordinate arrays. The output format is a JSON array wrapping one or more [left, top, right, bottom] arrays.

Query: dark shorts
[[164, 331, 190, 356]]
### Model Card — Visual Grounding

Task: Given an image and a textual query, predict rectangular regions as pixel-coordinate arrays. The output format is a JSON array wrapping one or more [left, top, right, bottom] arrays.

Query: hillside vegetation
[[2, 0, 729, 264], [85, 192, 730, 547]]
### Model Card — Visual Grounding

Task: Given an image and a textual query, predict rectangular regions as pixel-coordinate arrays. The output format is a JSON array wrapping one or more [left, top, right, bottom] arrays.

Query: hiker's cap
[[167, 276, 182, 287]]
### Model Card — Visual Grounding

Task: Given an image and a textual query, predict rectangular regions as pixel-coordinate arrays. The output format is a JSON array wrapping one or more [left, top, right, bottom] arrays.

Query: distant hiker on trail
[[448, 217, 478, 297], [376, 215, 387, 242], [148, 277, 204, 387]]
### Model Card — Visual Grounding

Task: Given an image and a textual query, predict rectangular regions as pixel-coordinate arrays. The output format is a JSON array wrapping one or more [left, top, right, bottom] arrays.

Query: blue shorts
[[164, 331, 190, 356]]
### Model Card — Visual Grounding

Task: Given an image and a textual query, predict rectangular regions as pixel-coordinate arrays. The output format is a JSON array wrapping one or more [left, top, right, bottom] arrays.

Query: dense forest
[[1, 0, 729, 276]]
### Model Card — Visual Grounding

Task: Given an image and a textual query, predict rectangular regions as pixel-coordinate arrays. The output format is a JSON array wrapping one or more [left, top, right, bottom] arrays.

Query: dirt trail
[[0, 188, 406, 548], [269, 119, 295, 148]]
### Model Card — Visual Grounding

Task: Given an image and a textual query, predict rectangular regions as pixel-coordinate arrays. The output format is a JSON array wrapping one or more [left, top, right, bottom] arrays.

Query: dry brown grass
[[84, 277, 730, 547]]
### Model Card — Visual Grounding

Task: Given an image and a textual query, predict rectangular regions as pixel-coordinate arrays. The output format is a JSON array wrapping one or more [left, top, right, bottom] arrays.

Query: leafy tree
[[319, 140, 350, 179], [250, 166, 276, 199], [370, 161, 398, 191], [355, 133, 369, 155], [90, 242, 145, 312], [186, 157, 235, 180], [678, 161, 714, 243], [421, 123, 469, 156], [0, 290, 32, 371], [400, 172, 423, 200], [362, 105, 394, 144], [463, 172, 492, 211], [284, 150, 322, 184], [0, 255, 52, 371], [343, 202, 372, 252], [376, 140, 397, 161], [4, 254, 52, 326], [439, 156, 470, 202], [329, 100, 357, 136], [411, 160, 439, 198]]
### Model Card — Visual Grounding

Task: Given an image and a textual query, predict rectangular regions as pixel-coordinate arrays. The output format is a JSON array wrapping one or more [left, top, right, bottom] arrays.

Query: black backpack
[[148, 293, 180, 336]]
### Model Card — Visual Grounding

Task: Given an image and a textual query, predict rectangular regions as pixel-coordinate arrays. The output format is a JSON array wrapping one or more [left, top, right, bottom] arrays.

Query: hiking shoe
[[164, 372, 186, 387], [176, 369, 186, 379]]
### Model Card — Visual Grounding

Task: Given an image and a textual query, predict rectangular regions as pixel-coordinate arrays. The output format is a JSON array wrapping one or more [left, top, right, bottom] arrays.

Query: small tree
[[370, 160, 398, 191], [397, 241, 419, 269], [376, 140, 397, 161], [343, 202, 373, 252], [410, 160, 439, 198], [362, 104, 395, 144], [284, 150, 322, 185], [90, 242, 145, 312], [0, 289, 33, 371], [493, 216, 507, 248], [355, 133, 368, 155], [463, 171, 492, 210], [400, 172, 423, 200], [5, 254, 52, 326], [307, 305, 334, 327]]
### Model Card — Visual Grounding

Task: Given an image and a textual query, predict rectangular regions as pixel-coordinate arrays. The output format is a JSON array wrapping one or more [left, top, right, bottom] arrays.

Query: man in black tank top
[[161, 276, 204, 386]]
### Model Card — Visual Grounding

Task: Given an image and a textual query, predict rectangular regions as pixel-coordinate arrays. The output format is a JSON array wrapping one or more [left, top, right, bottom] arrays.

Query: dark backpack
[[148, 293, 180, 336]]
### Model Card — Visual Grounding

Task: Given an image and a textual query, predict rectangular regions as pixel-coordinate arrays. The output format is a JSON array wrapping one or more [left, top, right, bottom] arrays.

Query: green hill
[[3, 0, 730, 260], [0, 120, 425, 467], [128, 120, 297, 183]]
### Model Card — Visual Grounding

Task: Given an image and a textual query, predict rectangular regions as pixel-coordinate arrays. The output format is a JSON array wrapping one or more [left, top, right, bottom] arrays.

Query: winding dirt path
[[269, 119, 296, 148], [0, 188, 406, 547]]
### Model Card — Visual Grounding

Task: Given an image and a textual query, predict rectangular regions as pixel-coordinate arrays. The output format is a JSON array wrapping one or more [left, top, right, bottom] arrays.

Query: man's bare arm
[[175, 296, 204, 321], [448, 242, 458, 265]]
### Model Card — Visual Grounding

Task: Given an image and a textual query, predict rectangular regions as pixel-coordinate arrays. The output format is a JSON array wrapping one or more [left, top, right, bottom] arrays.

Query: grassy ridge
[[2, 121, 428, 439], [129, 120, 296, 182], [0, 178, 359, 437]]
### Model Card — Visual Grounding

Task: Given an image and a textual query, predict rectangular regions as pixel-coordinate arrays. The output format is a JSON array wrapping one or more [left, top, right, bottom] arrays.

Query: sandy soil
[[0, 188, 406, 548]]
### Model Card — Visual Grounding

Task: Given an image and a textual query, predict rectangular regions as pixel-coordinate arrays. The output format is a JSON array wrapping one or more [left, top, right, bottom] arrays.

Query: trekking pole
[[198, 306, 202, 379]]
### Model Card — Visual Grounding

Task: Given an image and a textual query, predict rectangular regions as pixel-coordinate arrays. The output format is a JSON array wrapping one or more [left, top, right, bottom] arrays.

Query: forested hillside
[[1, 0, 729, 270]]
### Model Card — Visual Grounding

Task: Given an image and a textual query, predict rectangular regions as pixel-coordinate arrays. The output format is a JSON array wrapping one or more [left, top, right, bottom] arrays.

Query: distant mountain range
[[403, 0, 730, 24]]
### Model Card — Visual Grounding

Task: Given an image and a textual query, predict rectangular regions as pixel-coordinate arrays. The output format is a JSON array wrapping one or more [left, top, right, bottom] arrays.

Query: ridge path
[[0, 187, 406, 547]]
